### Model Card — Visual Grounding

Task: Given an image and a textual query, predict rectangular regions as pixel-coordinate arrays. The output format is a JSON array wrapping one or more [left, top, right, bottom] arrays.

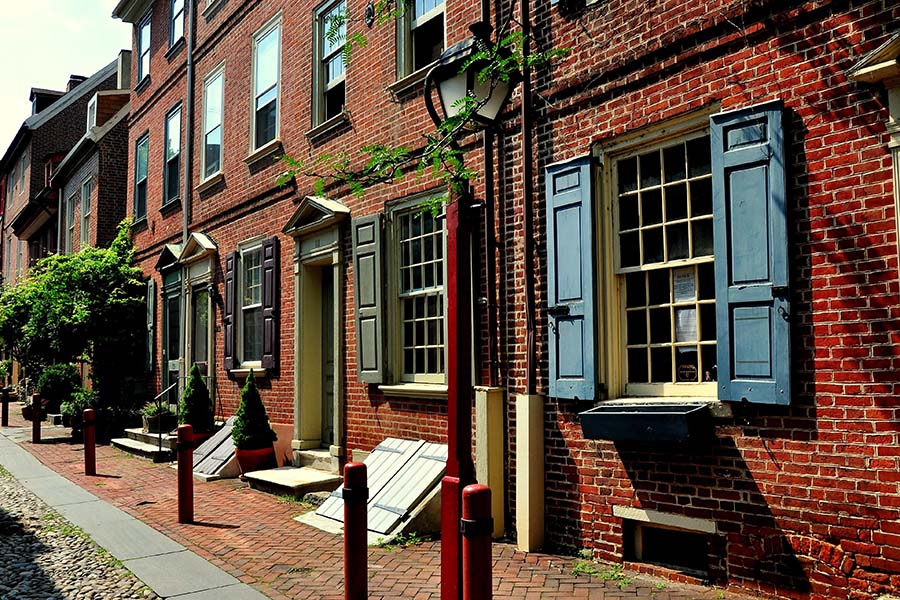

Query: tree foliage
[[0, 219, 146, 420]]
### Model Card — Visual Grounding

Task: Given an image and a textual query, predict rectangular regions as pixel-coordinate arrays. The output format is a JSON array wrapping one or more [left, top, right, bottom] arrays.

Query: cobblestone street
[[0, 463, 159, 600]]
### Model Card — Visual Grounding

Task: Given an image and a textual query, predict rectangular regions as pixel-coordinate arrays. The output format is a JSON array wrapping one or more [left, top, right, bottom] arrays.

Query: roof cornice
[[112, 0, 153, 24]]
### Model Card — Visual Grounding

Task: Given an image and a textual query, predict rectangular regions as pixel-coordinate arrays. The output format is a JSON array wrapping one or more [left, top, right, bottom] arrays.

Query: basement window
[[623, 521, 709, 576]]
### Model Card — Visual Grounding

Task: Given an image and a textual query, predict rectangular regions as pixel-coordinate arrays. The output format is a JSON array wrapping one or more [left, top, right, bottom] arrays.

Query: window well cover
[[316, 437, 447, 535]]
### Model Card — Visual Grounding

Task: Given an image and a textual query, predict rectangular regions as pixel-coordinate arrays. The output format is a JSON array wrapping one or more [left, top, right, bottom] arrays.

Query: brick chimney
[[66, 75, 87, 92]]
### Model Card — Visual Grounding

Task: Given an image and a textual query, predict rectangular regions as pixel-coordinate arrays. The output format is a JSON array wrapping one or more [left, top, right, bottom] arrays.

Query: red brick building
[[112, 0, 900, 597]]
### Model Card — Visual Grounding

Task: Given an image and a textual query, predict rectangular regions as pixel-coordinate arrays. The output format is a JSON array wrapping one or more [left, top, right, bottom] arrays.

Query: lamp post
[[424, 22, 516, 600]]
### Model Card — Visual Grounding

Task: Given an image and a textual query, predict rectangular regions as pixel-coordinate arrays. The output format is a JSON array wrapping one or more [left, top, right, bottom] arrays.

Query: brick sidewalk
[[2, 412, 758, 600]]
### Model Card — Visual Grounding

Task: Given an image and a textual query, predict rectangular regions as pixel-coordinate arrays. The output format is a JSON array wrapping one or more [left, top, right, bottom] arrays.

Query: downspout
[[482, 0, 498, 387], [521, 0, 536, 394], [178, 0, 196, 402]]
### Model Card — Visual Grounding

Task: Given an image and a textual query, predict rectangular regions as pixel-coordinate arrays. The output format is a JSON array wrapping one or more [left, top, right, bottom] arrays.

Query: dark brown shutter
[[223, 251, 237, 371], [261, 236, 279, 371]]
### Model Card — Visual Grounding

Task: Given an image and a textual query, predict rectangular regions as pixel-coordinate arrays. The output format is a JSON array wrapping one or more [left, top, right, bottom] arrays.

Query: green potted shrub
[[61, 388, 97, 441], [179, 364, 215, 441], [140, 401, 176, 434], [231, 371, 277, 473], [37, 363, 81, 415]]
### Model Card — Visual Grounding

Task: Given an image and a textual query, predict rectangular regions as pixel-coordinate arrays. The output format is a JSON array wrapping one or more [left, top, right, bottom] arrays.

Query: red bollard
[[84, 409, 96, 476], [31, 393, 41, 444], [1, 388, 8, 427], [461, 484, 493, 600], [177, 424, 193, 524], [343, 462, 368, 600]]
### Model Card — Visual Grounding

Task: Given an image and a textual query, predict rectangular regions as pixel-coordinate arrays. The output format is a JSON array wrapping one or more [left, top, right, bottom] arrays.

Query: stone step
[[124, 427, 177, 449], [243, 466, 342, 499], [294, 448, 340, 474], [110, 437, 174, 462]]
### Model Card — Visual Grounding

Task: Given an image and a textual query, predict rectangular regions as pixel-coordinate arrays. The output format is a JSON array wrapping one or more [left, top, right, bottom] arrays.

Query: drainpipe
[[178, 0, 196, 397], [482, 0, 498, 387], [520, 0, 536, 395]]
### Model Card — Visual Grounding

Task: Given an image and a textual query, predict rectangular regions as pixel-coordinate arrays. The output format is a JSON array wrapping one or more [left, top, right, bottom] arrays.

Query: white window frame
[[598, 114, 718, 401], [163, 105, 182, 205], [80, 177, 92, 249], [87, 95, 97, 132], [137, 13, 152, 82], [65, 192, 77, 254], [170, 0, 185, 46], [134, 133, 149, 220], [249, 14, 282, 152], [388, 196, 447, 384], [237, 239, 264, 368], [313, 0, 346, 126], [398, 0, 445, 78], [201, 63, 225, 181]]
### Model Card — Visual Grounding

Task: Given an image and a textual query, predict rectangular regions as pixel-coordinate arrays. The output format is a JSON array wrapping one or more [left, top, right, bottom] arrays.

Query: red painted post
[[1, 388, 8, 427], [461, 484, 493, 600], [343, 462, 368, 600], [31, 393, 41, 444], [83, 409, 96, 476], [177, 424, 193, 524], [442, 193, 477, 600]]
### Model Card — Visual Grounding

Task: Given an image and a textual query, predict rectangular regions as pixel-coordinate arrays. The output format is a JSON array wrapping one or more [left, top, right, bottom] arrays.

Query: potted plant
[[62, 388, 97, 441], [141, 401, 176, 434], [37, 363, 81, 415], [179, 363, 215, 444], [231, 371, 277, 474]]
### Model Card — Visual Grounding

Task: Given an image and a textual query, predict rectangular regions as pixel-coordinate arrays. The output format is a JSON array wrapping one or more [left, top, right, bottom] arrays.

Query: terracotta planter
[[235, 446, 276, 474], [190, 430, 214, 448]]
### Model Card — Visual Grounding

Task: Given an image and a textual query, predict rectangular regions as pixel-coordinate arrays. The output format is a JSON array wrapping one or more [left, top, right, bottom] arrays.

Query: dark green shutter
[[711, 100, 791, 404], [146, 278, 155, 372], [223, 251, 237, 371], [352, 214, 384, 384], [545, 157, 596, 401], [261, 237, 279, 371]]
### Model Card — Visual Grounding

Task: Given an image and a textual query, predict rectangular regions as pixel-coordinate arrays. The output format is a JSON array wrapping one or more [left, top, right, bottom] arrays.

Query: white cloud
[[0, 1, 131, 156]]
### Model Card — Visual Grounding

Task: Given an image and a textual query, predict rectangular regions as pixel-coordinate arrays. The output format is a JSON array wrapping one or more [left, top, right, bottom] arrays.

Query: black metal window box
[[578, 402, 712, 444]]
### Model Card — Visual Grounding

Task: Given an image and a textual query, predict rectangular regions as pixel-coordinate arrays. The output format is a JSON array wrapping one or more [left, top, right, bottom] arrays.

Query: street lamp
[[424, 21, 516, 600]]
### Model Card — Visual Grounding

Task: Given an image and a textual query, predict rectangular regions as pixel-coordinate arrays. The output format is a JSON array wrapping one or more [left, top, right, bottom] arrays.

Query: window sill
[[229, 366, 268, 378], [244, 138, 283, 166], [195, 171, 224, 194], [135, 75, 152, 94], [131, 216, 148, 232], [601, 397, 730, 418], [165, 37, 185, 61], [160, 198, 181, 217], [202, 0, 225, 19], [378, 383, 447, 400], [386, 62, 437, 100], [305, 110, 351, 143]]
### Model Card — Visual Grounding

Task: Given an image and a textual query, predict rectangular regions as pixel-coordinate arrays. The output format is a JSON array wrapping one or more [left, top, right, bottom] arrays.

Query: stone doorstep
[[110, 437, 174, 463], [124, 427, 177, 449], [294, 448, 340, 474], [242, 466, 342, 499]]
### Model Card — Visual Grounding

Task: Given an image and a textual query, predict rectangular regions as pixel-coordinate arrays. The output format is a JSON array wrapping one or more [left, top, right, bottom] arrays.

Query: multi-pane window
[[80, 179, 92, 248], [400, 0, 444, 76], [19, 155, 26, 190], [240, 245, 263, 363], [616, 134, 716, 391], [170, 0, 184, 45], [251, 18, 280, 150], [87, 96, 97, 132], [164, 107, 181, 204], [397, 209, 444, 382], [315, 0, 345, 124], [134, 134, 149, 219], [138, 14, 151, 81], [65, 193, 76, 254], [202, 66, 224, 179]]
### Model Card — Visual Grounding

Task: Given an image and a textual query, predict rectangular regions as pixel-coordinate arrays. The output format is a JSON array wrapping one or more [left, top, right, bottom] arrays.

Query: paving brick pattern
[[3, 415, 758, 600]]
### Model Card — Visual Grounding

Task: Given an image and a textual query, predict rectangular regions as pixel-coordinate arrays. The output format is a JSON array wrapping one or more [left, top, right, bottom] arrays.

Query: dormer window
[[86, 96, 97, 132]]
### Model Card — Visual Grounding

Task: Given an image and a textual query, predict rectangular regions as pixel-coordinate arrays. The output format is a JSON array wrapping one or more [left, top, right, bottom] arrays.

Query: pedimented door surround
[[284, 196, 349, 473]]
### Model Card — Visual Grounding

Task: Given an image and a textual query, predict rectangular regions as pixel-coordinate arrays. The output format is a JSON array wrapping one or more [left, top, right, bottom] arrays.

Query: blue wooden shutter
[[352, 214, 384, 384], [146, 278, 155, 372], [711, 100, 791, 405], [261, 236, 279, 371], [223, 251, 237, 371], [545, 157, 596, 401]]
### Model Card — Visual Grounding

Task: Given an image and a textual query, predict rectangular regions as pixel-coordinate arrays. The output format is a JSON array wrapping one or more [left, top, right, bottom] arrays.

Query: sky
[[0, 1, 131, 152]]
